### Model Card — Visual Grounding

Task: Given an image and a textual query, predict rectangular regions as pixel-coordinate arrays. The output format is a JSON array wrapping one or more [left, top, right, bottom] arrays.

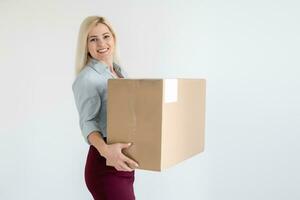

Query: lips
[[97, 48, 109, 53]]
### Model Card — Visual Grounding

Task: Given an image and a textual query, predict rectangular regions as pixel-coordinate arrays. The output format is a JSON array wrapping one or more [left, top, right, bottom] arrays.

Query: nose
[[96, 38, 105, 46]]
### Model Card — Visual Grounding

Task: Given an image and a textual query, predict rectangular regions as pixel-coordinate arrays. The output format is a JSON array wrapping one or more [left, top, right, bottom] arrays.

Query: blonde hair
[[74, 16, 120, 75]]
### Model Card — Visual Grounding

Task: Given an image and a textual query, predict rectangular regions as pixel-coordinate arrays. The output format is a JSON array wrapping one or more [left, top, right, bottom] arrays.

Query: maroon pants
[[84, 144, 135, 200]]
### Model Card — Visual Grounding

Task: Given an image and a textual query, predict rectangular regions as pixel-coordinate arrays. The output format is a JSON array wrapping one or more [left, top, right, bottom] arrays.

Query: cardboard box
[[107, 79, 206, 171]]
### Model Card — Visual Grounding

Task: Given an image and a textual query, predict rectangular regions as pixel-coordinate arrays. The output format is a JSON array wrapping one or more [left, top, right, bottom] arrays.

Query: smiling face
[[87, 23, 115, 66]]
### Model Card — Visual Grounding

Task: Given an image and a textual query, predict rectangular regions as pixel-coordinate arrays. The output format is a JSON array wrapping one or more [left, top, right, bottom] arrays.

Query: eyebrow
[[88, 32, 110, 39]]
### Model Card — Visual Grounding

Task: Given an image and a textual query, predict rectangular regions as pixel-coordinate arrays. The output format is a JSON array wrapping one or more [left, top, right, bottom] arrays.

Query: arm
[[72, 77, 138, 171], [87, 131, 107, 155]]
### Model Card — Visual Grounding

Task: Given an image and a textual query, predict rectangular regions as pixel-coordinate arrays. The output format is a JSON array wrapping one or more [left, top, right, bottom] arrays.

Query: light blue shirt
[[72, 58, 128, 144]]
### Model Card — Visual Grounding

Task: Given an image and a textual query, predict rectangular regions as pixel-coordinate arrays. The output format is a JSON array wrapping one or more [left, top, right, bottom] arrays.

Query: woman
[[72, 16, 139, 200]]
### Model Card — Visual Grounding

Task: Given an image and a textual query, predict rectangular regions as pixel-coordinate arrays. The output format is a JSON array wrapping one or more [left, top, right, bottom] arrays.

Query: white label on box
[[164, 79, 178, 103]]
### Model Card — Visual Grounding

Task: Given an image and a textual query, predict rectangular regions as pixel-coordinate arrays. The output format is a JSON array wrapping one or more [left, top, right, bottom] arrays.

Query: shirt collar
[[86, 57, 122, 77]]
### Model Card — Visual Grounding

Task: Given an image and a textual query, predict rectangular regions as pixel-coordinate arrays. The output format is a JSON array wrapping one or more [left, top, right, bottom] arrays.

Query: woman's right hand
[[101, 143, 139, 171]]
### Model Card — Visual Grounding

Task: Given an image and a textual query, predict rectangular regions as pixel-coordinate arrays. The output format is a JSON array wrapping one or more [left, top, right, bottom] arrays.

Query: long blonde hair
[[74, 16, 120, 75]]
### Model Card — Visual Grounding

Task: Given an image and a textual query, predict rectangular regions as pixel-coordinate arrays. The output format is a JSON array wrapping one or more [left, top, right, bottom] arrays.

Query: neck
[[95, 57, 114, 70]]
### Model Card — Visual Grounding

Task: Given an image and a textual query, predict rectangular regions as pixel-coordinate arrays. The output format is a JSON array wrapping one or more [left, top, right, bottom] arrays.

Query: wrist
[[87, 132, 109, 157], [97, 143, 108, 157]]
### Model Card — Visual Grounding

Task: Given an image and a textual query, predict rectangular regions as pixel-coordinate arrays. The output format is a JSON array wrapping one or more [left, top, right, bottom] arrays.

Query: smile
[[97, 48, 109, 54]]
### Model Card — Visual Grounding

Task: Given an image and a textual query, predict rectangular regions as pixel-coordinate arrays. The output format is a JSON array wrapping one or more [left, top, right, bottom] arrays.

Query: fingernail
[[128, 143, 131, 146]]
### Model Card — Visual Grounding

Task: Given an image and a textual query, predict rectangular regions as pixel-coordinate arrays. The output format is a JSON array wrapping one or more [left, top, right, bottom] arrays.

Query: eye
[[89, 38, 97, 42], [104, 35, 110, 39]]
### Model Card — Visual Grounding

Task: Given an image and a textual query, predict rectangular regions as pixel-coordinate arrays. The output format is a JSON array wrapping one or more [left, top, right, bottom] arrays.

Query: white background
[[0, 0, 299, 199]]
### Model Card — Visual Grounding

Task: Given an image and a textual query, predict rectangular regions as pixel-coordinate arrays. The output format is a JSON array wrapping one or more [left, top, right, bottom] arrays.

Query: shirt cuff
[[81, 121, 101, 145]]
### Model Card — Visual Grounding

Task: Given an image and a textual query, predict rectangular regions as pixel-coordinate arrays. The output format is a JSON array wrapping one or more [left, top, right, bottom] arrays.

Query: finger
[[120, 162, 133, 172], [122, 155, 139, 168], [126, 162, 138, 170], [120, 142, 132, 149], [115, 166, 122, 171]]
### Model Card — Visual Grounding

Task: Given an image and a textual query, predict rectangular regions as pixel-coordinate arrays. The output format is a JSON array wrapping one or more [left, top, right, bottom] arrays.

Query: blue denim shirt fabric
[[72, 58, 127, 144]]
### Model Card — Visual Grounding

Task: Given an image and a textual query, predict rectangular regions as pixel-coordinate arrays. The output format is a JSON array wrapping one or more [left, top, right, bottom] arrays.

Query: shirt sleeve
[[120, 67, 129, 78], [72, 76, 102, 145]]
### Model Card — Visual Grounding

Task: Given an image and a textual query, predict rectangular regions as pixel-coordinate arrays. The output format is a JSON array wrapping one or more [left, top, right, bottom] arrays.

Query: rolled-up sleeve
[[72, 76, 101, 144], [120, 67, 129, 78]]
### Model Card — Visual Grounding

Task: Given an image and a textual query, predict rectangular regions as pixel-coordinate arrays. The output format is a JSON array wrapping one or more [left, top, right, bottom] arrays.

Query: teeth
[[97, 48, 108, 53]]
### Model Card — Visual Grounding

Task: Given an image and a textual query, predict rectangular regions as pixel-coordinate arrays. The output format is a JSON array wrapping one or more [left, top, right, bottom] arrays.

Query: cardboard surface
[[107, 79, 206, 171]]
